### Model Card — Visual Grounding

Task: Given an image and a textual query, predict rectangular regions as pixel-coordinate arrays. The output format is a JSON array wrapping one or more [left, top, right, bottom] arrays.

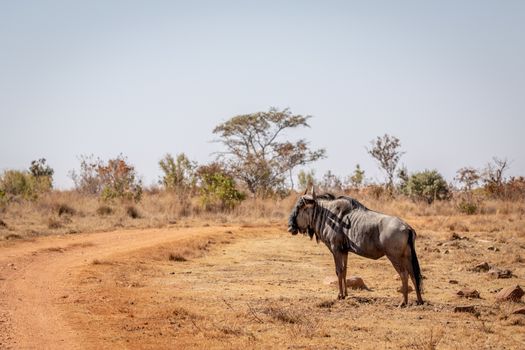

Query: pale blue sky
[[1, 0, 524, 188]]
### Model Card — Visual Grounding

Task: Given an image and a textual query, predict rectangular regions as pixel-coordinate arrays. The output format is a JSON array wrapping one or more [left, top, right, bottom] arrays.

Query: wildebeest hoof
[[416, 300, 424, 306], [398, 302, 407, 308], [338, 295, 345, 300]]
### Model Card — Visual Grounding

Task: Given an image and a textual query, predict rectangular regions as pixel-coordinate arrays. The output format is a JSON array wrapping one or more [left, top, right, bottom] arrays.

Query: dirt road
[[0, 225, 245, 349], [1, 224, 524, 349]]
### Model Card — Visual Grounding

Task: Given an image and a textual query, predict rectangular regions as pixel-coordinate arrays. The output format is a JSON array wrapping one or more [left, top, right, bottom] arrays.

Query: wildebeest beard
[[288, 200, 317, 241], [307, 226, 317, 241]]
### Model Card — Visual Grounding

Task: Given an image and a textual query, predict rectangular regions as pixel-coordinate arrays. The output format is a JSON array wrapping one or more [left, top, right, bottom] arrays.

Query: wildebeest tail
[[408, 228, 423, 293]]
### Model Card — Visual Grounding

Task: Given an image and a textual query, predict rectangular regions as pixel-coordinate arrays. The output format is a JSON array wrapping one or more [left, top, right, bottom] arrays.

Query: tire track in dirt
[[0, 226, 240, 349]]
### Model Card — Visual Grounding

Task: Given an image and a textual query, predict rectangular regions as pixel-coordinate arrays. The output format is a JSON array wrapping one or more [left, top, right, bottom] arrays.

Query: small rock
[[444, 250, 449, 254], [347, 276, 369, 290], [471, 262, 491, 272], [449, 280, 459, 284], [457, 288, 480, 299], [488, 246, 500, 252], [496, 285, 524, 302], [487, 268, 513, 279], [324, 275, 369, 290], [454, 305, 476, 314], [450, 232, 463, 240]]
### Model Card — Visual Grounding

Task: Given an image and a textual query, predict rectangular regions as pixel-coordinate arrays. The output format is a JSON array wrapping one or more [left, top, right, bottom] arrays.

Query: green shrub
[[159, 153, 197, 193], [197, 163, 245, 210], [0, 159, 52, 202], [457, 200, 478, 215], [0, 170, 37, 200], [403, 170, 450, 204]]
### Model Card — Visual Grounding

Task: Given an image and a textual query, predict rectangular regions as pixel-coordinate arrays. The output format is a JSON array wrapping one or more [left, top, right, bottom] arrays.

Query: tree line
[[1, 108, 523, 212]]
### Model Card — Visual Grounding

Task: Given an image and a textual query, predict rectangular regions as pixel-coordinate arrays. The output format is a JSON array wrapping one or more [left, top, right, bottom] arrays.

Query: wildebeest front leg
[[333, 252, 346, 299], [342, 252, 348, 298]]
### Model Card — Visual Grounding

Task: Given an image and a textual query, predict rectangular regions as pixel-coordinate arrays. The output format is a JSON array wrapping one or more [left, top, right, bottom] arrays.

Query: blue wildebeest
[[288, 188, 423, 307]]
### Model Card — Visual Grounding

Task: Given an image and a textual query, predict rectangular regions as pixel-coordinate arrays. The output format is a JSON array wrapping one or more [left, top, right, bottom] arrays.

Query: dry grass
[[168, 252, 187, 262], [91, 259, 114, 265], [1, 189, 524, 242]]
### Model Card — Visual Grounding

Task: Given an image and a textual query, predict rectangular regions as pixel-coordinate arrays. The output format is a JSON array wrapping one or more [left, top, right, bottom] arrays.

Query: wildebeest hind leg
[[388, 256, 409, 307], [408, 265, 424, 305]]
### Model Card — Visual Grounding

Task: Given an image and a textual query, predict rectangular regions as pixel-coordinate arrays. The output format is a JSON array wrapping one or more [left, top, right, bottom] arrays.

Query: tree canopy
[[367, 134, 404, 192], [213, 108, 325, 197]]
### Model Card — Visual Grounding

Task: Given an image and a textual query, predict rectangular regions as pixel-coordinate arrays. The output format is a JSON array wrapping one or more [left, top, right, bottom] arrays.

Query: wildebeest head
[[288, 187, 317, 238]]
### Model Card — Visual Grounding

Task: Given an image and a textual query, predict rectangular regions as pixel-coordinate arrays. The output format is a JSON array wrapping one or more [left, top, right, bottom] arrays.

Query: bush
[[69, 155, 103, 195], [402, 170, 450, 204], [504, 177, 525, 201], [197, 163, 245, 210], [70, 154, 143, 202], [98, 156, 143, 202], [457, 200, 478, 215], [0, 170, 37, 200], [159, 153, 197, 194], [29, 159, 54, 192]]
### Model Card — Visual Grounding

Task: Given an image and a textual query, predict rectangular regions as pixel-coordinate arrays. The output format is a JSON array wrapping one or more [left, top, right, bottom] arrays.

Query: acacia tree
[[367, 134, 404, 193], [213, 108, 326, 197], [455, 167, 480, 192]]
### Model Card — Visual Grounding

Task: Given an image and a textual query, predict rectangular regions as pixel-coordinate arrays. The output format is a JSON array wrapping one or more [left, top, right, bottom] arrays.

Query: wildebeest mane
[[317, 193, 369, 212]]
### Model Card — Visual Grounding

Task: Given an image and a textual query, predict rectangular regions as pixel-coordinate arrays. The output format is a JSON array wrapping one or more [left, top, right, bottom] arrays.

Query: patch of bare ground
[[62, 223, 525, 349]]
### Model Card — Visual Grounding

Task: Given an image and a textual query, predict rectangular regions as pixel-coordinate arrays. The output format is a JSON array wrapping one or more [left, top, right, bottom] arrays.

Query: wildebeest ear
[[303, 187, 308, 195]]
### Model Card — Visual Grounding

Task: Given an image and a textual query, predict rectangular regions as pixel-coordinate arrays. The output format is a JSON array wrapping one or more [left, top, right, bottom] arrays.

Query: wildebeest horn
[[303, 187, 308, 195], [311, 185, 317, 201]]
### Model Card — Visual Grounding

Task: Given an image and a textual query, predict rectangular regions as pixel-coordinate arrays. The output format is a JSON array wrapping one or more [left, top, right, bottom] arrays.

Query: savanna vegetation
[[0, 108, 524, 241]]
